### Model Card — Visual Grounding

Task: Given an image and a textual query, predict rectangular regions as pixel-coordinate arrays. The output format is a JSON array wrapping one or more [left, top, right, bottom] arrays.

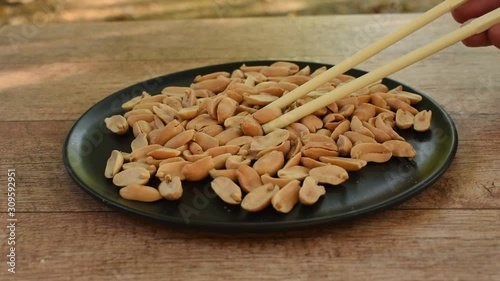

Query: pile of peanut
[[104, 61, 432, 213]]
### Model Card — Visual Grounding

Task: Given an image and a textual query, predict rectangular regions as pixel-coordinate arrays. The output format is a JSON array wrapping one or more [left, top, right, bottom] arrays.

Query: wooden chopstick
[[262, 7, 500, 133], [263, 0, 469, 111]]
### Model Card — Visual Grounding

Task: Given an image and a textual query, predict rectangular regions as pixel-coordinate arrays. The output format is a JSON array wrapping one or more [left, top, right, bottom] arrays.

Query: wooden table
[[1, 14, 499, 281]]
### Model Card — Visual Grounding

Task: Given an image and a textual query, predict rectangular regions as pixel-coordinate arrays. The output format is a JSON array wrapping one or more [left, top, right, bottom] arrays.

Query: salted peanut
[[383, 140, 417, 159], [331, 120, 351, 141], [319, 156, 367, 172], [280, 75, 311, 86], [343, 131, 376, 145], [225, 155, 252, 170], [148, 120, 184, 145], [216, 97, 239, 124], [124, 108, 153, 119], [147, 147, 181, 159], [139, 95, 166, 106], [162, 96, 183, 111], [214, 127, 243, 145], [336, 97, 359, 109], [130, 144, 162, 162], [287, 122, 310, 139], [277, 166, 310, 181], [253, 151, 285, 176], [352, 103, 377, 121], [231, 69, 245, 79], [256, 140, 290, 159], [131, 133, 148, 151], [395, 109, 414, 129], [182, 156, 214, 182], [164, 129, 195, 149], [211, 153, 231, 169], [283, 151, 302, 168], [132, 120, 152, 137], [185, 113, 219, 131], [309, 165, 349, 185], [296, 65, 310, 76], [195, 89, 215, 98], [395, 91, 422, 104], [119, 152, 130, 164], [210, 176, 243, 205], [156, 161, 190, 180], [336, 135, 353, 156], [259, 66, 293, 77], [350, 116, 375, 138], [299, 114, 323, 133], [226, 136, 254, 146], [206, 95, 224, 120], [244, 94, 279, 106], [119, 184, 162, 202], [122, 95, 143, 111], [275, 81, 299, 92], [241, 183, 279, 212], [301, 133, 335, 145], [270, 61, 300, 72], [316, 129, 332, 137], [190, 76, 230, 94], [350, 87, 370, 98], [189, 142, 204, 155], [159, 157, 186, 165], [254, 81, 276, 91], [113, 167, 150, 187], [122, 162, 156, 176], [310, 66, 327, 78], [252, 107, 282, 125], [193, 132, 219, 151], [225, 89, 244, 104], [302, 142, 339, 159], [370, 93, 389, 109], [145, 156, 163, 167], [153, 104, 177, 124], [104, 150, 124, 179], [245, 71, 267, 84], [241, 117, 264, 137], [205, 145, 240, 157], [261, 173, 296, 189], [209, 169, 238, 181], [271, 180, 300, 213], [414, 110, 432, 132], [198, 124, 224, 137], [194, 71, 230, 82], [236, 164, 263, 193], [375, 115, 404, 141], [157, 176, 183, 200], [377, 111, 397, 127], [326, 101, 339, 113], [299, 177, 326, 205], [250, 129, 289, 152], [177, 105, 199, 120], [151, 115, 165, 130], [369, 83, 389, 94], [359, 121, 390, 143], [224, 115, 246, 128], [322, 113, 344, 125], [386, 97, 418, 115], [351, 143, 392, 163], [300, 157, 327, 169], [162, 86, 191, 96], [338, 104, 355, 118], [133, 102, 163, 112], [105, 115, 129, 135], [182, 150, 208, 162], [260, 87, 287, 97]]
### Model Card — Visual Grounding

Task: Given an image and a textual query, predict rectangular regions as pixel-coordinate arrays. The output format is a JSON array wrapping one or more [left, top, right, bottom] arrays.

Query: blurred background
[[1, 0, 442, 26]]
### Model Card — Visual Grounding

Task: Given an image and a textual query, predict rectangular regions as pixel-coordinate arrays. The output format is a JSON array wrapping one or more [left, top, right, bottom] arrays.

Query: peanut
[[271, 180, 300, 213], [119, 184, 162, 202], [241, 183, 279, 212], [210, 176, 242, 205]]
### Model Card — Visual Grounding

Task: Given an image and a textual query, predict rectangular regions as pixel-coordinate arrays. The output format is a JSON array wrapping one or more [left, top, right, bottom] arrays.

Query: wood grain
[[0, 14, 499, 281]]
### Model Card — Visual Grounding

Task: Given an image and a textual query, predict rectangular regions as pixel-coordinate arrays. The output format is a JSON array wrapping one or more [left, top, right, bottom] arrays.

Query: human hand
[[451, 0, 500, 48]]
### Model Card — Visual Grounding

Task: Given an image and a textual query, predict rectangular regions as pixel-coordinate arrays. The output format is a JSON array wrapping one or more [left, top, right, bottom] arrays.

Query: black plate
[[63, 60, 458, 232]]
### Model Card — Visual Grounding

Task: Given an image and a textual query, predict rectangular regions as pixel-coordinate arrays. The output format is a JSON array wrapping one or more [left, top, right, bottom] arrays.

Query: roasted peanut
[[271, 180, 300, 213], [158, 176, 183, 200], [119, 184, 162, 202], [414, 110, 432, 132], [241, 183, 279, 212], [236, 164, 262, 193], [105, 115, 129, 135], [309, 165, 349, 185], [113, 167, 150, 187], [299, 176, 326, 205], [105, 150, 124, 179], [210, 176, 242, 205], [351, 143, 392, 163]]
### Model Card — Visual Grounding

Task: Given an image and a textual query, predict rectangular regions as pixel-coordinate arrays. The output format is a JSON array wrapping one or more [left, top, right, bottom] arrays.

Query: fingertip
[[461, 32, 491, 47], [487, 23, 500, 49]]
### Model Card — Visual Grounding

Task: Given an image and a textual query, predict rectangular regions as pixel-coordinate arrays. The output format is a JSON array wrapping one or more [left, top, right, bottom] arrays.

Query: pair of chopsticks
[[260, 0, 500, 133]]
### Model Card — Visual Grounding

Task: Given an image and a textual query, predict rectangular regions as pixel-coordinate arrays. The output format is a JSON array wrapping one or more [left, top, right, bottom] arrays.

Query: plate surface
[[63, 60, 458, 232]]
